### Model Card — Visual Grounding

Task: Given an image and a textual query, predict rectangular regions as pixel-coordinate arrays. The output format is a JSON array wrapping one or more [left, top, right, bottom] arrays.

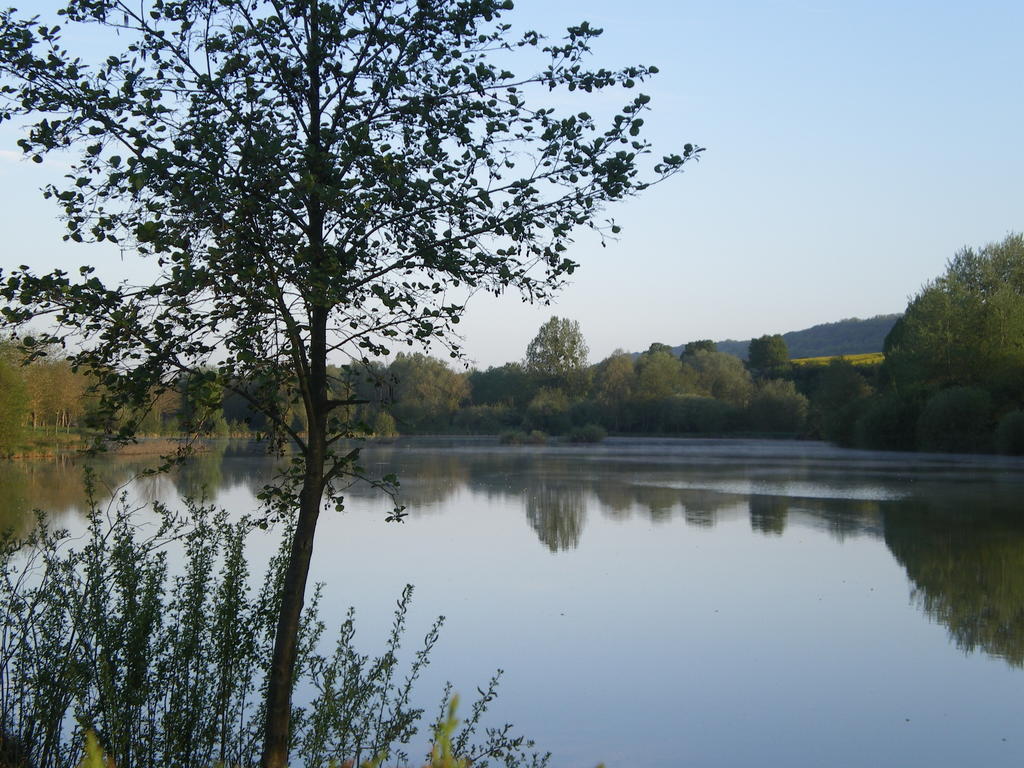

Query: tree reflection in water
[[525, 481, 586, 552], [749, 495, 788, 535], [7, 440, 1024, 669], [884, 496, 1024, 668]]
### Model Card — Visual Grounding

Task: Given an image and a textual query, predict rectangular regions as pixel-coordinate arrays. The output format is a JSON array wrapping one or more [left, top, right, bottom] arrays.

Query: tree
[[468, 362, 535, 408], [524, 316, 590, 392], [916, 386, 992, 453], [747, 379, 808, 433], [387, 352, 469, 432], [681, 339, 716, 358], [594, 351, 636, 403], [886, 234, 1024, 399], [0, 3, 699, 765], [685, 349, 752, 406], [635, 348, 692, 399], [747, 334, 790, 375], [0, 355, 27, 454], [811, 358, 872, 444]]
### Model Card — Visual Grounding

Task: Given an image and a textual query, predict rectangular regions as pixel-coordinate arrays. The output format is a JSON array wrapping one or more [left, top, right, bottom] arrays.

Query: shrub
[[566, 424, 606, 443], [916, 386, 992, 453], [498, 429, 528, 445], [995, 410, 1024, 455], [664, 396, 740, 433], [821, 399, 868, 447], [523, 388, 570, 434], [499, 427, 549, 446], [371, 410, 399, 438], [0, 482, 545, 768], [526, 430, 548, 445], [746, 380, 809, 434], [451, 405, 518, 434], [854, 393, 919, 451], [567, 399, 603, 429]]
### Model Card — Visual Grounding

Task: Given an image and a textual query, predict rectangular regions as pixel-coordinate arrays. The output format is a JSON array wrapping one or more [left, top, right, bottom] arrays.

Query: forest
[[2, 233, 1023, 457]]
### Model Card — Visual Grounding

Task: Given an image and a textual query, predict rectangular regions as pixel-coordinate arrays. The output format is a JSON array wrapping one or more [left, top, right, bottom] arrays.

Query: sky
[[1, 0, 1022, 369]]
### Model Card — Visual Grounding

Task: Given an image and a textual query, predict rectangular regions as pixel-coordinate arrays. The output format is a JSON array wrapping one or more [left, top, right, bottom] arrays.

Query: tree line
[[339, 232, 1024, 454], [4, 234, 1022, 456], [367, 233, 1024, 456]]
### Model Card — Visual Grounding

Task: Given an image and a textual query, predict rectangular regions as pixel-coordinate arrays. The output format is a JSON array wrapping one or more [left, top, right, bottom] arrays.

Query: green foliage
[[853, 394, 919, 451], [746, 380, 808, 434], [886, 234, 1024, 399], [916, 386, 993, 453], [593, 352, 636, 403], [644, 343, 673, 356], [747, 334, 790, 376], [810, 359, 873, 443], [371, 411, 399, 439], [685, 349, 753, 406], [498, 430, 547, 446], [566, 424, 606, 443], [74, 693, 512, 768], [0, 2, 695, 756], [813, 359, 874, 410], [634, 350, 693, 400], [681, 339, 716, 358], [451, 405, 519, 435], [524, 389, 571, 435], [995, 410, 1024, 455], [0, 487, 546, 768], [524, 318, 590, 393], [468, 365, 536, 409], [0, 357, 27, 454], [633, 395, 739, 434], [387, 354, 469, 434]]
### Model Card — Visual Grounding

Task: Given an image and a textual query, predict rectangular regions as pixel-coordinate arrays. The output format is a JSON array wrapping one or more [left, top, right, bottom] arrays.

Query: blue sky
[[2, 0, 1022, 368]]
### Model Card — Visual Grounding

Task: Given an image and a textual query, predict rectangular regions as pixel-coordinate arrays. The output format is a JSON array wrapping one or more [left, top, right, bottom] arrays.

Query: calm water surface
[[4, 437, 1024, 768]]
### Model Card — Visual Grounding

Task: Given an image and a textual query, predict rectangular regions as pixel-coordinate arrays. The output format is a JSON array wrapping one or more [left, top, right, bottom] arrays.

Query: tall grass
[[0, 475, 546, 768]]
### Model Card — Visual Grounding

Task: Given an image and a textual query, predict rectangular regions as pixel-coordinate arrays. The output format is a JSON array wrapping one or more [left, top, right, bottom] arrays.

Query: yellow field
[[791, 352, 884, 367]]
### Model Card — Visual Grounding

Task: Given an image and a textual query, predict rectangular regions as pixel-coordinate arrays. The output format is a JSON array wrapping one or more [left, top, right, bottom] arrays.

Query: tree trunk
[[262, 6, 328, 764], [260, 445, 324, 768]]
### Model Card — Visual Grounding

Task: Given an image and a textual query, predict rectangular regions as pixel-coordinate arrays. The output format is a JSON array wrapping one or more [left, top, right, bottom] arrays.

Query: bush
[[498, 429, 527, 445], [746, 380, 809, 434], [664, 396, 740, 433], [526, 429, 548, 445], [854, 393, 919, 451], [523, 388, 570, 435], [566, 398, 603, 429], [566, 424, 606, 443], [821, 399, 868, 447], [916, 386, 992, 453], [451, 404, 518, 434], [499, 429, 547, 445], [371, 410, 399, 438], [995, 410, 1024, 455], [0, 483, 545, 768]]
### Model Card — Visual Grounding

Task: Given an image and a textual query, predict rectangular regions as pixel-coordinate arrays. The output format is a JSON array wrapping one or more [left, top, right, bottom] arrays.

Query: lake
[[4, 437, 1024, 768]]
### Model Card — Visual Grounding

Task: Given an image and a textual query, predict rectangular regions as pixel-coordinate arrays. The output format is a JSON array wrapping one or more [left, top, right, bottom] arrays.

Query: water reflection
[[526, 481, 586, 552], [884, 499, 1024, 668], [5, 438, 1024, 671], [749, 495, 788, 535]]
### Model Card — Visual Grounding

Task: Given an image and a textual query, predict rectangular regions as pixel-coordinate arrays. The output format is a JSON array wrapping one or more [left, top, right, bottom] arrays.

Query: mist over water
[[5, 437, 1024, 767]]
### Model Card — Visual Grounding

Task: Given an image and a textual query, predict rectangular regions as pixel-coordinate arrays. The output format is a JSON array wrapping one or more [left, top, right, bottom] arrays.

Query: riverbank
[[5, 432, 224, 459]]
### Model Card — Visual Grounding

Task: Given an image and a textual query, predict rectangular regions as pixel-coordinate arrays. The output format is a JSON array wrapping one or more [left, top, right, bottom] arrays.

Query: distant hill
[[675, 314, 902, 361]]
